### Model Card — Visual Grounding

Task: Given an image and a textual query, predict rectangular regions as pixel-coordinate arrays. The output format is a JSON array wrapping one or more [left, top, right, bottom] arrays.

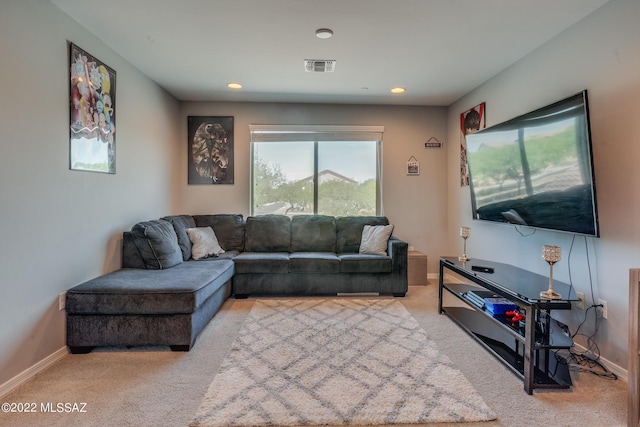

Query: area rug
[[190, 299, 496, 426]]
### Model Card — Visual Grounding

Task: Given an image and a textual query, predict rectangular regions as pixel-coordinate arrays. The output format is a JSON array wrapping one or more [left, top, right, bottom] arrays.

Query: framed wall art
[[459, 102, 485, 186], [69, 43, 116, 173], [188, 116, 234, 184]]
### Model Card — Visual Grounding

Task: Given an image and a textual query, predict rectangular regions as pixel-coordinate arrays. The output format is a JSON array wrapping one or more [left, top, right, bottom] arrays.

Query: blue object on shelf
[[484, 297, 517, 315]]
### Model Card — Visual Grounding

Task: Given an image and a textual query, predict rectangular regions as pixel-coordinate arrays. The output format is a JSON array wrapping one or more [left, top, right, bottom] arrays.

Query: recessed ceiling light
[[227, 83, 242, 89], [391, 87, 406, 94], [316, 28, 333, 39]]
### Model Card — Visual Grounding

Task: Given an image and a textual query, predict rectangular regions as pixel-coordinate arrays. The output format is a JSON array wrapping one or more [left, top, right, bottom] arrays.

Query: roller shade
[[249, 125, 384, 142]]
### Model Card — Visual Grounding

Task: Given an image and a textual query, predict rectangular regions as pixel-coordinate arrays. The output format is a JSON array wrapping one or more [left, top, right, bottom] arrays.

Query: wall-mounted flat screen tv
[[465, 90, 599, 237]]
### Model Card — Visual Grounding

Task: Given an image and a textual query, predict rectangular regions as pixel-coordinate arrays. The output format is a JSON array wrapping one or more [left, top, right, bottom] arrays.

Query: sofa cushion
[[186, 227, 225, 260], [130, 220, 183, 269], [289, 252, 340, 273], [359, 224, 394, 256], [245, 215, 291, 252], [161, 215, 196, 261], [338, 253, 392, 273], [233, 252, 290, 274], [336, 216, 389, 253], [193, 214, 245, 251], [290, 215, 337, 252], [66, 260, 234, 315]]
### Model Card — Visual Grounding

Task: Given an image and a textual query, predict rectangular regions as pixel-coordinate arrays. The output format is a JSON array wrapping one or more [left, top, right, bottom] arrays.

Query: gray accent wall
[[0, 1, 180, 387], [446, 0, 640, 373]]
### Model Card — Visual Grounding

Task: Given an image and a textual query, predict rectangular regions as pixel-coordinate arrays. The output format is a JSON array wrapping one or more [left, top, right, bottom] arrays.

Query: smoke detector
[[304, 59, 336, 73]]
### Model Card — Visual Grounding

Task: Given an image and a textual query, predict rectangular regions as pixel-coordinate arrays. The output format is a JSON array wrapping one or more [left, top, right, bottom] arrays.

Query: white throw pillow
[[359, 224, 394, 256], [186, 227, 225, 260]]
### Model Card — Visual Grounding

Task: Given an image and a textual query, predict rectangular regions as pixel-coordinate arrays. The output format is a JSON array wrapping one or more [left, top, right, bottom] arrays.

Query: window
[[250, 125, 383, 216]]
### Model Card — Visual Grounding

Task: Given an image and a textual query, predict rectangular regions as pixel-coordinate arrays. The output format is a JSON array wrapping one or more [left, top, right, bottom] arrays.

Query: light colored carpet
[[0, 285, 628, 426], [191, 299, 496, 426]]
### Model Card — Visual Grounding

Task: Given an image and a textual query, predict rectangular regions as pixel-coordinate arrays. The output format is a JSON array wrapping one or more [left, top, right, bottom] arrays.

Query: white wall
[[179, 102, 448, 274], [0, 0, 180, 386], [446, 0, 640, 370]]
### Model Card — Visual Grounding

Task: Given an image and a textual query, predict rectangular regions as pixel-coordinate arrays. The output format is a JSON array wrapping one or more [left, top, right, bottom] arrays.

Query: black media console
[[438, 256, 577, 395]]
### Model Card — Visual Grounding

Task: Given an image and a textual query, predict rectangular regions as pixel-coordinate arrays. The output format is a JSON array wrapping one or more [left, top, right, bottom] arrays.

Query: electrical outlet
[[598, 298, 607, 319], [58, 292, 66, 311], [576, 292, 585, 310]]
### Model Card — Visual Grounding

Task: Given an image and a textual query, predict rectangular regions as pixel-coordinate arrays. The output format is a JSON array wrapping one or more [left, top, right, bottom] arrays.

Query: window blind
[[249, 125, 384, 142]]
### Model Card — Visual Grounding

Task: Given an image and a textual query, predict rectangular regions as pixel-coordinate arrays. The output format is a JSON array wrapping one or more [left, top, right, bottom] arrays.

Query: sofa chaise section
[[66, 219, 234, 353]]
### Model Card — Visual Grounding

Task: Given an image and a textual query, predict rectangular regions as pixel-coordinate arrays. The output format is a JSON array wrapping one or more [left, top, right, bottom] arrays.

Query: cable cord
[[557, 304, 617, 380], [560, 235, 614, 379], [515, 226, 611, 380]]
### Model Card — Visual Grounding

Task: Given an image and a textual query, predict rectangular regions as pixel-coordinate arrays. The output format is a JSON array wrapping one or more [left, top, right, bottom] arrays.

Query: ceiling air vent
[[304, 59, 336, 73]]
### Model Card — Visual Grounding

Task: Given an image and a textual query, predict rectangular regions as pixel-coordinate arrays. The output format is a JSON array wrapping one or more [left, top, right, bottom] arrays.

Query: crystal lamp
[[541, 245, 562, 300], [458, 226, 470, 262]]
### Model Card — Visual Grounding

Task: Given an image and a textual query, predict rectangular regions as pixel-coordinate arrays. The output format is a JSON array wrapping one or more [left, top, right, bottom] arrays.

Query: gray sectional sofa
[[66, 214, 408, 353]]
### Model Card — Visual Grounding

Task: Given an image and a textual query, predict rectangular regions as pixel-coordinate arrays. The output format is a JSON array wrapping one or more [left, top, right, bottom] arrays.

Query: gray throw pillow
[[131, 220, 183, 269], [161, 215, 197, 261]]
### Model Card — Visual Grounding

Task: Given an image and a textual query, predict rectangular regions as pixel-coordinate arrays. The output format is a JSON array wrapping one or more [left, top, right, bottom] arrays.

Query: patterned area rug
[[191, 299, 496, 426]]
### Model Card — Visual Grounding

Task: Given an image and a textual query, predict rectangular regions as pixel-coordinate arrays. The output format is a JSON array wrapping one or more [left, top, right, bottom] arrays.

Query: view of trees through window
[[252, 141, 378, 216]]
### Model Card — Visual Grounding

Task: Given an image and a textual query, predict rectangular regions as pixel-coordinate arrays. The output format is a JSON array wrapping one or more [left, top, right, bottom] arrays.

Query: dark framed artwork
[[69, 43, 116, 173], [459, 102, 485, 186], [188, 116, 234, 184]]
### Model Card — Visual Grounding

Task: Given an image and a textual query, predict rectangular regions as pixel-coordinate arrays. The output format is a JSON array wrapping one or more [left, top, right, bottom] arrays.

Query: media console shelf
[[438, 256, 577, 394]]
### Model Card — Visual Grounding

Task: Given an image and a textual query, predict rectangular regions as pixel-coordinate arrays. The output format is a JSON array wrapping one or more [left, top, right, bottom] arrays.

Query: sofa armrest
[[388, 236, 408, 291]]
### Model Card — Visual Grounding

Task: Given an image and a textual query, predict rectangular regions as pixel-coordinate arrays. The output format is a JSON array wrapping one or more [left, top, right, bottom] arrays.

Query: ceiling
[[51, 0, 610, 106]]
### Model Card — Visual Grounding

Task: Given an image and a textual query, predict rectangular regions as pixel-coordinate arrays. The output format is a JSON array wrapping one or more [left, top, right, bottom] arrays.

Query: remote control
[[471, 265, 495, 274]]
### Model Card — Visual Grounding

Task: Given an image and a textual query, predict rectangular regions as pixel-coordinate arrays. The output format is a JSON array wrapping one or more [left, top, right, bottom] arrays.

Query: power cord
[[554, 304, 617, 380], [542, 234, 615, 380]]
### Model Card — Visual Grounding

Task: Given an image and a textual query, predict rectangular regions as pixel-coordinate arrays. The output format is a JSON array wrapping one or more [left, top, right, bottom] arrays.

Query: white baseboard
[[0, 347, 67, 398]]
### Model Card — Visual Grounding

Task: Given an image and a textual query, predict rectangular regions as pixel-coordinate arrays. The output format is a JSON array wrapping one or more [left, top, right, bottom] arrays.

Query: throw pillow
[[186, 227, 226, 260], [161, 215, 196, 261], [131, 220, 183, 269], [359, 224, 394, 256]]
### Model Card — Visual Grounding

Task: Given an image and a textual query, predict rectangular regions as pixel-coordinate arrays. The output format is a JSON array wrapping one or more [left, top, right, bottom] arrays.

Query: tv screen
[[465, 91, 599, 237]]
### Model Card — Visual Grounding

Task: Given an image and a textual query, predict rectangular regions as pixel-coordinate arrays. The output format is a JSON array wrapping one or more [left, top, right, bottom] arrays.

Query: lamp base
[[540, 289, 562, 300], [458, 255, 469, 262]]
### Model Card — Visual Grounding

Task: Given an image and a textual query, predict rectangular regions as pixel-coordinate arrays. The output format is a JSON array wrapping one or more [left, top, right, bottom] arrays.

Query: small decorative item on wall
[[188, 116, 234, 184], [424, 137, 443, 148], [459, 102, 485, 186], [69, 43, 116, 173], [406, 156, 420, 176]]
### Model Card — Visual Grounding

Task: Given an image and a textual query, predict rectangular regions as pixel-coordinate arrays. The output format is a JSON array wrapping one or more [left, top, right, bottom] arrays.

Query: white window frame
[[249, 125, 384, 216]]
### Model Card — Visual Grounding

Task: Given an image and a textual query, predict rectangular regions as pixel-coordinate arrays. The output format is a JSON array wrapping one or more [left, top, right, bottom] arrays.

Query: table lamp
[[459, 226, 470, 262], [540, 245, 562, 300]]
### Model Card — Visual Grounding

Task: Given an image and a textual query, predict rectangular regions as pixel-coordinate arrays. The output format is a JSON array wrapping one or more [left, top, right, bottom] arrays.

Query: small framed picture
[[407, 158, 420, 175]]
